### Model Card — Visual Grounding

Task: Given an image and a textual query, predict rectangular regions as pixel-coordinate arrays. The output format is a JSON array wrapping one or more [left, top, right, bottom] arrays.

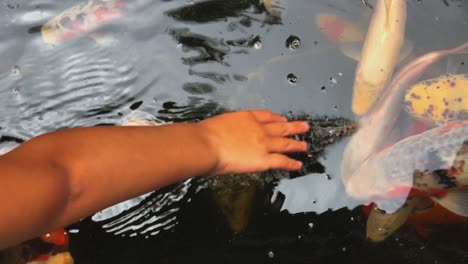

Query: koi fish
[[341, 41, 468, 186], [360, 122, 467, 241], [346, 120, 468, 220], [41, 0, 126, 45], [366, 197, 434, 241], [352, 0, 407, 115], [262, 0, 284, 17], [404, 73, 468, 124], [28, 252, 74, 264], [315, 13, 366, 44], [363, 200, 468, 241], [339, 40, 413, 64], [315, 11, 413, 63]]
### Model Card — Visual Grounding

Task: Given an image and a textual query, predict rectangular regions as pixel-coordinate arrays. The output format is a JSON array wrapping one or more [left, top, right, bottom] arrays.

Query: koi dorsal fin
[[433, 190, 468, 217]]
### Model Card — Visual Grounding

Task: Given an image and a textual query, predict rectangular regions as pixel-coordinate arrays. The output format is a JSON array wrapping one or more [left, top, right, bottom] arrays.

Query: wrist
[[193, 121, 223, 176]]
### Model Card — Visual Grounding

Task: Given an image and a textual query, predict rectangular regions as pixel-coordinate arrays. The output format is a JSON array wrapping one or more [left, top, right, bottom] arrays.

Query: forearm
[[0, 109, 309, 248], [38, 123, 216, 221], [0, 122, 216, 247]]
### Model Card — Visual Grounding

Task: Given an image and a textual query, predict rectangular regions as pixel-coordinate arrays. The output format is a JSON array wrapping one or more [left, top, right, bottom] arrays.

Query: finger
[[264, 121, 310, 137], [266, 154, 303, 171], [249, 109, 287, 123], [267, 137, 308, 153]]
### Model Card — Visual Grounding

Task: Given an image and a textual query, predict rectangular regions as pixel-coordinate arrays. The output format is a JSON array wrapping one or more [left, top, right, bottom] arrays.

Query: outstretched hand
[[197, 109, 310, 175]]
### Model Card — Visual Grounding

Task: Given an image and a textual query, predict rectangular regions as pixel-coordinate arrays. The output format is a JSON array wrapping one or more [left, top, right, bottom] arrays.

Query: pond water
[[1, 0, 468, 263]]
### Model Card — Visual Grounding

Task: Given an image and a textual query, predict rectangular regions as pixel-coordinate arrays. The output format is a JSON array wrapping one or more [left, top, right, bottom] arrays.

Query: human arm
[[0, 109, 309, 248]]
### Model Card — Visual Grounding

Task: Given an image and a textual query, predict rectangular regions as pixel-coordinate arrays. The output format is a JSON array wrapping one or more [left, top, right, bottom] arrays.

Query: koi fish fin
[[90, 33, 115, 45], [338, 42, 362, 61], [366, 198, 418, 242], [262, 0, 284, 17], [433, 190, 468, 217], [339, 39, 413, 63]]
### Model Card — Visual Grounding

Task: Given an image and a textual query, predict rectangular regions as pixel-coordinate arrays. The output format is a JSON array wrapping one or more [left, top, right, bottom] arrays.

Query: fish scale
[[351, 121, 468, 201]]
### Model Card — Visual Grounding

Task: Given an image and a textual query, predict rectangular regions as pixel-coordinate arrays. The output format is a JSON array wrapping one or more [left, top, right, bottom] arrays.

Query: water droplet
[[12, 65, 20, 75], [329, 77, 337, 86], [338, 72, 343, 76], [253, 38, 262, 49], [287, 73, 297, 84], [68, 229, 79, 234], [13, 87, 19, 94], [350, 217, 354, 221], [308, 222, 314, 229], [326, 174, 332, 180], [334, 105, 339, 111], [320, 86, 326, 92], [267, 251, 275, 258], [298, 235, 302, 239], [286, 35, 301, 50], [342, 247, 347, 252]]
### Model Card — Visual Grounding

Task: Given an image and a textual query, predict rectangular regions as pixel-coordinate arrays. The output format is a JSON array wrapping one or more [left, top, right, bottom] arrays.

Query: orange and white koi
[[41, 0, 126, 45], [358, 121, 467, 241], [346, 120, 468, 201]]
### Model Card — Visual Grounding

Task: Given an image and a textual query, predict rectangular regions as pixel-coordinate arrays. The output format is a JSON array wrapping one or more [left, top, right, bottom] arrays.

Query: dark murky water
[[1, 0, 468, 263]]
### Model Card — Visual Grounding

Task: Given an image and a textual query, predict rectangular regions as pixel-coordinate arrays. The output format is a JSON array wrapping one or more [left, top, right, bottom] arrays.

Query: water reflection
[[1, 0, 468, 263]]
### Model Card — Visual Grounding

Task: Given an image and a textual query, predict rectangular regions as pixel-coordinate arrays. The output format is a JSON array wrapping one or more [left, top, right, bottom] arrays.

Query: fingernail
[[296, 161, 303, 168], [302, 142, 308, 150], [302, 122, 310, 130]]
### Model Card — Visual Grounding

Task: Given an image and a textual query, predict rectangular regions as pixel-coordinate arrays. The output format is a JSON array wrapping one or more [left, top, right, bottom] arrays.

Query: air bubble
[[287, 73, 297, 84], [267, 251, 275, 258], [12, 65, 20, 75], [286, 35, 301, 50], [253, 39, 262, 49]]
